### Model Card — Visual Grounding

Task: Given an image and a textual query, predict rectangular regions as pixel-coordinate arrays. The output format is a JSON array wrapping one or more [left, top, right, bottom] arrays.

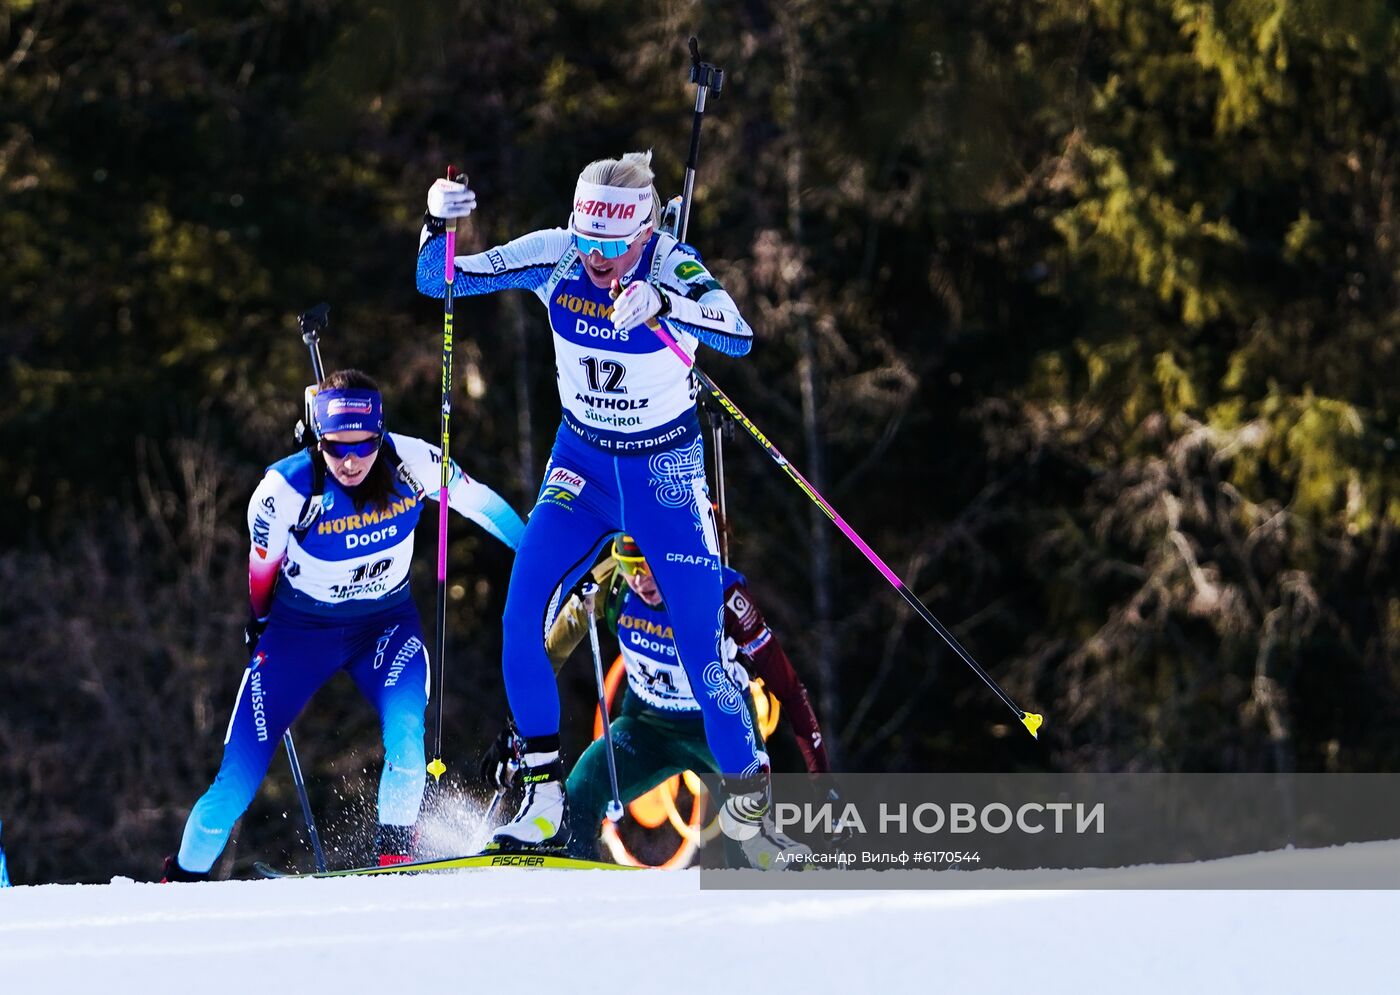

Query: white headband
[[570, 179, 653, 239]]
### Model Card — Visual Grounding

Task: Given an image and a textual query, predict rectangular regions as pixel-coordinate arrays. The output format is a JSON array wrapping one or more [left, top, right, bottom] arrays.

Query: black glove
[[479, 721, 524, 790], [244, 613, 269, 655]]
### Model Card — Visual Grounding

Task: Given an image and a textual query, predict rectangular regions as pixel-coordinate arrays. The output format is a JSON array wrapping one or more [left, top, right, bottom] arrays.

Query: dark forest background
[[3, 0, 1398, 883]]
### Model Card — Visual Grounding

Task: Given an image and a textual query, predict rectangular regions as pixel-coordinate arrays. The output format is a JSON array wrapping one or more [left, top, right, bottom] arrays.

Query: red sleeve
[[724, 581, 832, 774], [248, 554, 281, 619]]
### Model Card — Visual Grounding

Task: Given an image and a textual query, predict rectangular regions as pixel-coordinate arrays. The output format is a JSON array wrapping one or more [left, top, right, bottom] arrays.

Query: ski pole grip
[[687, 37, 725, 97], [445, 164, 463, 234], [298, 302, 329, 343], [296, 303, 329, 382], [444, 164, 460, 283]]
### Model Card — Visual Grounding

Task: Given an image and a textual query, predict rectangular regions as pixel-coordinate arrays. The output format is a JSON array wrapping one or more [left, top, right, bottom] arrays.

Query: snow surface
[[2, 841, 1397, 993]]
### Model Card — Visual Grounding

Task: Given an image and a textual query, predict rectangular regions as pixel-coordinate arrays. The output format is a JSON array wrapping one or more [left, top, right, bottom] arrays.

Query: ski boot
[[485, 735, 570, 853], [719, 774, 813, 871], [160, 854, 210, 883], [375, 823, 418, 867]]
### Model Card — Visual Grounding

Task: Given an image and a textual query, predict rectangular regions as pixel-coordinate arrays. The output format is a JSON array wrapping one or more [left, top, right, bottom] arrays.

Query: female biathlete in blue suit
[[163, 370, 524, 880], [417, 153, 797, 864]]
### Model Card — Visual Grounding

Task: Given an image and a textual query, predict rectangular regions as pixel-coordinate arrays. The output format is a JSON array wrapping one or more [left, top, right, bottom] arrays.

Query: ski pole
[[482, 787, 506, 826], [705, 399, 731, 566], [670, 39, 734, 562], [651, 316, 1042, 738], [679, 37, 723, 243], [681, 38, 730, 563], [582, 581, 626, 822], [659, 42, 1040, 738], [299, 303, 329, 382], [678, 36, 724, 243], [426, 165, 460, 786], [283, 728, 328, 872], [277, 302, 333, 872], [295, 302, 330, 446], [655, 38, 722, 240]]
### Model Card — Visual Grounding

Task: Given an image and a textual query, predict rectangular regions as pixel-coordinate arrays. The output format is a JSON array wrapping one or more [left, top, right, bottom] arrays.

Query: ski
[[254, 852, 637, 879]]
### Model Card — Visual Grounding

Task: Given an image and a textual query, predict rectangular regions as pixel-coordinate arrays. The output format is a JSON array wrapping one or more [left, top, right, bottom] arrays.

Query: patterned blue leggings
[[502, 423, 763, 776]]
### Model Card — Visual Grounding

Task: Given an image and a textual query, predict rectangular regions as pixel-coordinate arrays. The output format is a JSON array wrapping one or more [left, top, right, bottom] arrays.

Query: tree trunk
[[779, 3, 841, 765]]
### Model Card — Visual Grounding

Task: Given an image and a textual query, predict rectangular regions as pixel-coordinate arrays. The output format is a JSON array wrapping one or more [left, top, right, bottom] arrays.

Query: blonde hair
[[578, 150, 661, 229]]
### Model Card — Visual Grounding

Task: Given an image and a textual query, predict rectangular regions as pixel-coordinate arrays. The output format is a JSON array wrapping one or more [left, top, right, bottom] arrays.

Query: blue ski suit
[[177, 435, 524, 873], [417, 224, 765, 777]]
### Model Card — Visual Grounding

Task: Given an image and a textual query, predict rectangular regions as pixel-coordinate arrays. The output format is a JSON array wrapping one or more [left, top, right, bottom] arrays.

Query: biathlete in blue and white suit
[[163, 370, 524, 881], [417, 151, 773, 853]]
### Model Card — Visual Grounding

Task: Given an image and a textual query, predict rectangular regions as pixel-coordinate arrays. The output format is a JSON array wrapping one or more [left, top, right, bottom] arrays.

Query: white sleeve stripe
[[223, 667, 253, 746], [664, 292, 753, 339]]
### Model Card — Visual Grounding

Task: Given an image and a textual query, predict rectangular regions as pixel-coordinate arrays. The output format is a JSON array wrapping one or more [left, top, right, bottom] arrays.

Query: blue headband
[[312, 388, 383, 437]]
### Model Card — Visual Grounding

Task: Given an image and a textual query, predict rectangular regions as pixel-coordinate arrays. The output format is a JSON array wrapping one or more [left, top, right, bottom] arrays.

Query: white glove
[[427, 176, 477, 220], [720, 635, 749, 684], [610, 280, 669, 332]]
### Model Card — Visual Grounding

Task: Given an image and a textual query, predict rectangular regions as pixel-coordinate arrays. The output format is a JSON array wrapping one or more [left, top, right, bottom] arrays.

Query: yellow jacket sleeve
[[544, 557, 616, 671]]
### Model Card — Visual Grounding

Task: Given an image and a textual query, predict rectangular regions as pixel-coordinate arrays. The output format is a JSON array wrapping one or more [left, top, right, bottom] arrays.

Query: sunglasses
[[615, 551, 650, 577], [573, 227, 646, 260], [320, 435, 382, 460]]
